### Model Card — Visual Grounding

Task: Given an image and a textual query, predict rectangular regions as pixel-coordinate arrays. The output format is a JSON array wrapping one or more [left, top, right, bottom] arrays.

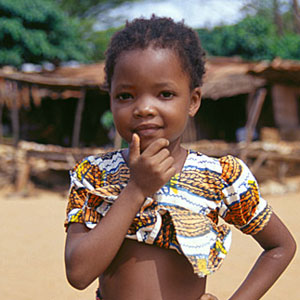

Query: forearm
[[65, 182, 145, 289], [229, 245, 295, 300], [229, 213, 296, 300]]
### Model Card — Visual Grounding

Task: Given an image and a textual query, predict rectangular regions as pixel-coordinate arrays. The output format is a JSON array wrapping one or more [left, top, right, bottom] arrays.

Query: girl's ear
[[189, 87, 201, 117]]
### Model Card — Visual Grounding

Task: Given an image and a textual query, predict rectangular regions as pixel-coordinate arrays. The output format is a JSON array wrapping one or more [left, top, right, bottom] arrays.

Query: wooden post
[[0, 100, 3, 143], [72, 88, 86, 148], [241, 88, 267, 162], [15, 148, 31, 194], [11, 81, 20, 147], [245, 88, 267, 144], [249, 152, 268, 174]]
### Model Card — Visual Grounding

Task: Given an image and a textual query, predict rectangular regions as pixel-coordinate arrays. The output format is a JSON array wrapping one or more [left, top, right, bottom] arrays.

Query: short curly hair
[[104, 15, 206, 91]]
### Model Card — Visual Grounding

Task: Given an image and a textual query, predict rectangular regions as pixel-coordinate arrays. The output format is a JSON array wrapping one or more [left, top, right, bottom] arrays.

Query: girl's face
[[110, 47, 201, 153]]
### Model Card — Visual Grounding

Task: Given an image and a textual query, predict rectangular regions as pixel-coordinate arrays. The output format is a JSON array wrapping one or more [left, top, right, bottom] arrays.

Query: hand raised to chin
[[128, 133, 176, 198]]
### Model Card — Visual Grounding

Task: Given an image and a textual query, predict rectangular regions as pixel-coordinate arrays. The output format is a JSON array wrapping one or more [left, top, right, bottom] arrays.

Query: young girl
[[64, 16, 296, 300]]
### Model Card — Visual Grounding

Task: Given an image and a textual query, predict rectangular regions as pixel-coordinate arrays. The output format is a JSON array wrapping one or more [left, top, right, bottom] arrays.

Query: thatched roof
[[0, 63, 104, 88], [6, 56, 299, 107], [0, 57, 268, 108], [0, 63, 105, 108], [202, 57, 266, 100], [249, 57, 300, 86]]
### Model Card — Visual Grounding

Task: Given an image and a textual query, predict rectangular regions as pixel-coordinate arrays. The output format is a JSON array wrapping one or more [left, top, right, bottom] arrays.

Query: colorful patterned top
[[65, 150, 272, 277]]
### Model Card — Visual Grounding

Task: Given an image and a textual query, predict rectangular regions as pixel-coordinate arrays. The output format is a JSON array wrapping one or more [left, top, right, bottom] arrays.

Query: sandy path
[[0, 188, 298, 300]]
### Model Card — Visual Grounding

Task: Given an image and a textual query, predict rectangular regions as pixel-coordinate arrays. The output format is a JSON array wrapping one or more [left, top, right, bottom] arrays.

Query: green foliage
[[56, 0, 141, 18], [100, 110, 114, 130], [197, 15, 300, 61], [55, 0, 141, 62], [0, 0, 90, 67], [88, 26, 122, 61], [241, 0, 300, 34], [271, 33, 300, 58], [241, 0, 288, 18]]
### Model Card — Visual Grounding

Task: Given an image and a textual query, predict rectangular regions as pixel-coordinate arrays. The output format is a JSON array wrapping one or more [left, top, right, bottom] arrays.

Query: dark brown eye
[[117, 93, 133, 101], [160, 91, 174, 99]]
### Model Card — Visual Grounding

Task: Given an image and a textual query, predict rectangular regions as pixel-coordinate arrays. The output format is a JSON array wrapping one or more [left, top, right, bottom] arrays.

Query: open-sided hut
[[0, 57, 269, 148], [195, 57, 266, 142], [0, 64, 111, 190], [0, 63, 109, 148], [1, 57, 299, 190], [249, 58, 300, 141]]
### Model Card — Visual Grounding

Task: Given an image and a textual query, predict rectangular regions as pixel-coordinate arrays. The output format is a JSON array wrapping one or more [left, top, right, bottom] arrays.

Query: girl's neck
[[168, 144, 188, 174]]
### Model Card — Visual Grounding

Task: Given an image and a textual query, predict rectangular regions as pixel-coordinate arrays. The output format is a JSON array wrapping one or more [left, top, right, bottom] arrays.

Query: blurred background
[[0, 0, 300, 189], [0, 1, 299, 299]]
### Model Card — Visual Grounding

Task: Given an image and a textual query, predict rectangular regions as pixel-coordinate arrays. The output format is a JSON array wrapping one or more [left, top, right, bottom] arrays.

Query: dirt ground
[[0, 184, 299, 300]]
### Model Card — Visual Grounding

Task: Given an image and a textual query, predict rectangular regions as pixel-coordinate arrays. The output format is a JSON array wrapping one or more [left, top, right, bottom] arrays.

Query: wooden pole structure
[[241, 88, 267, 162], [0, 100, 3, 143], [15, 148, 31, 194], [11, 81, 20, 147], [245, 88, 267, 144], [72, 88, 86, 148]]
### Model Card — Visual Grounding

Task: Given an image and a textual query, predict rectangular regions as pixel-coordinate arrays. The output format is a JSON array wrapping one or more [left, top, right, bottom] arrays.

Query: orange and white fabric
[[65, 150, 272, 277]]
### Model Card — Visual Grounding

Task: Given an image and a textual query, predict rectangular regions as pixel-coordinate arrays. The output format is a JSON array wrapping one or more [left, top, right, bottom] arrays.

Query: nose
[[133, 96, 157, 118]]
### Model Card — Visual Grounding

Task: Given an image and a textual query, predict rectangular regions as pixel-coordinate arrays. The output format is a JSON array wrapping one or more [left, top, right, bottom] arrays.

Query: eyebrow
[[153, 82, 177, 89], [113, 81, 178, 91], [113, 83, 134, 90]]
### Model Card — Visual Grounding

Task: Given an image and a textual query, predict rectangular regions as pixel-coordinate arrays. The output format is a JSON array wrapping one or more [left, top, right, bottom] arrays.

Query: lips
[[133, 124, 162, 137]]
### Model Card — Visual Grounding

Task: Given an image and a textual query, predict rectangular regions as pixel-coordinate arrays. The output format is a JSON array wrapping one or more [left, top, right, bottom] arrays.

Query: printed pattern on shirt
[[65, 150, 272, 277]]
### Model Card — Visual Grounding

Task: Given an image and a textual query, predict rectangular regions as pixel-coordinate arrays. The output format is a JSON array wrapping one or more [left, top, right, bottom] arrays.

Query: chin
[[139, 141, 151, 152], [138, 137, 157, 150]]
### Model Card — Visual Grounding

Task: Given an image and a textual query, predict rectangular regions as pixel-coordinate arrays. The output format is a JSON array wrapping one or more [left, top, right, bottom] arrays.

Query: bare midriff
[[99, 239, 206, 300]]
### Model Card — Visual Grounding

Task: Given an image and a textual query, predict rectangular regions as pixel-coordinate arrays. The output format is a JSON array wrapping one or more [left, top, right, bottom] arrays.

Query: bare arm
[[64, 134, 176, 290], [228, 212, 296, 300]]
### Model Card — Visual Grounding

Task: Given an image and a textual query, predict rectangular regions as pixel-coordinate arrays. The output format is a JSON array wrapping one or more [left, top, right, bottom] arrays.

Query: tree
[[0, 0, 90, 67], [197, 15, 300, 61], [292, 0, 300, 33], [273, 0, 284, 35], [241, 0, 300, 35], [56, 0, 141, 18], [54, 0, 142, 62], [88, 26, 121, 61]]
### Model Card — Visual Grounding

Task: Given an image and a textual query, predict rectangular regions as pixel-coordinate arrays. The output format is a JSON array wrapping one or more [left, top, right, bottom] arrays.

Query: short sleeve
[[64, 157, 103, 230], [218, 155, 272, 235]]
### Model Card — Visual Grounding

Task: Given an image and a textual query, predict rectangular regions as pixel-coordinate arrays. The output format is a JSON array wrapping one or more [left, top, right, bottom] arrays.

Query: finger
[[129, 133, 140, 163], [157, 155, 175, 171], [142, 138, 169, 156], [199, 293, 218, 300], [151, 147, 172, 164], [164, 165, 176, 180]]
